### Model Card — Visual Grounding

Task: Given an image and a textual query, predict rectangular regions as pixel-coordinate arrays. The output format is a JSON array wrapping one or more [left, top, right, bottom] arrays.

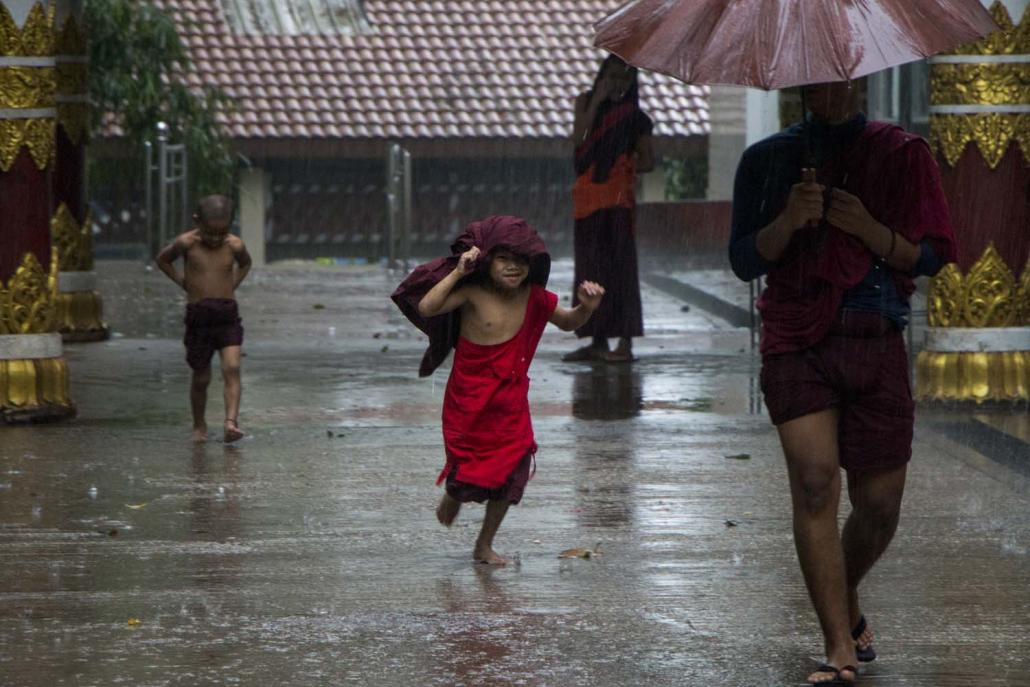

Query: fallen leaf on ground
[[725, 454, 751, 460], [127, 618, 141, 626], [559, 548, 593, 559], [558, 543, 603, 559], [126, 503, 148, 509], [725, 520, 739, 527], [312, 304, 325, 310]]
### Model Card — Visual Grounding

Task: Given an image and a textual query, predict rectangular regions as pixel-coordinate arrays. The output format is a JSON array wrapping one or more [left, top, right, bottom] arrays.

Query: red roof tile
[[152, 0, 708, 140]]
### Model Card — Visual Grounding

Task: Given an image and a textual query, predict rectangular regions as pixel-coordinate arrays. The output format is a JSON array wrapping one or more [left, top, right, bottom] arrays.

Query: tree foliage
[[663, 155, 709, 201], [86, 0, 235, 196]]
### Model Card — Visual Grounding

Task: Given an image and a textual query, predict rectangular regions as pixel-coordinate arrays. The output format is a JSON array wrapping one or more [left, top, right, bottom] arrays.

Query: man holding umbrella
[[729, 80, 956, 684], [594, 1, 995, 683]]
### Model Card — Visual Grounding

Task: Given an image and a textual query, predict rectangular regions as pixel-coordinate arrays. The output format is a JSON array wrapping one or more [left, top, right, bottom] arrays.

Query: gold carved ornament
[[962, 244, 1017, 326], [55, 289, 108, 340], [917, 245, 1030, 402], [0, 357, 72, 413], [928, 244, 1020, 327], [930, 3, 1030, 168], [947, 1, 1030, 57], [0, 66, 56, 109], [52, 203, 93, 272], [56, 62, 87, 94], [0, 117, 55, 171], [1017, 258, 1030, 326], [55, 15, 86, 56], [0, 3, 59, 172], [930, 63, 1029, 106], [0, 2, 53, 56], [0, 249, 58, 335], [57, 101, 89, 146], [916, 347, 1030, 401], [926, 263, 964, 327], [929, 113, 1030, 168]]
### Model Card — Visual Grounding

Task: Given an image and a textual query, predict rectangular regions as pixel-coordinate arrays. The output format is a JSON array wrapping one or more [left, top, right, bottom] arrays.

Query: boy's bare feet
[[192, 425, 208, 443], [223, 418, 244, 443], [436, 494, 461, 526], [473, 544, 508, 566]]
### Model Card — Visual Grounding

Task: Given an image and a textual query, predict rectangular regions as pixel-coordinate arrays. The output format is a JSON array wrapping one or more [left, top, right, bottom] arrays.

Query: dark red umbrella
[[594, 0, 998, 90]]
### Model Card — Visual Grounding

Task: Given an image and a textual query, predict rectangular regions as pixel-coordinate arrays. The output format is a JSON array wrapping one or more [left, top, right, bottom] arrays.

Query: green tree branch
[[86, 0, 235, 196]]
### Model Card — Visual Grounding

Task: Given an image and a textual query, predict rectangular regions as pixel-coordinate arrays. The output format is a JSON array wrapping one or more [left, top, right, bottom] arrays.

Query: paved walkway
[[0, 260, 1026, 686]]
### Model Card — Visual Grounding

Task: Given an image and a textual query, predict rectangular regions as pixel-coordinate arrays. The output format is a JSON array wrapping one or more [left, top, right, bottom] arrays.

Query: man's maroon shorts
[[183, 298, 244, 371], [445, 452, 534, 505], [760, 311, 914, 471]]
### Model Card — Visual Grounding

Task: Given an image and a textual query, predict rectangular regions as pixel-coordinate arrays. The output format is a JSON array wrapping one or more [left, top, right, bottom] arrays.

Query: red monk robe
[[391, 216, 555, 493], [442, 285, 558, 489]]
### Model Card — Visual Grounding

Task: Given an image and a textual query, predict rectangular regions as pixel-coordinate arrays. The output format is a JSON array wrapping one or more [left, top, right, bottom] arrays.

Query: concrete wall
[[239, 167, 269, 266]]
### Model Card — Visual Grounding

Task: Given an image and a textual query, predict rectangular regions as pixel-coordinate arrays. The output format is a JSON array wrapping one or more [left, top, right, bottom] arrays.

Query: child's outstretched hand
[[456, 246, 481, 275], [577, 281, 605, 312]]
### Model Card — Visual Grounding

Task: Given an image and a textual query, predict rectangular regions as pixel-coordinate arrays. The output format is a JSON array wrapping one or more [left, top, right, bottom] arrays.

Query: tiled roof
[[153, 0, 709, 140]]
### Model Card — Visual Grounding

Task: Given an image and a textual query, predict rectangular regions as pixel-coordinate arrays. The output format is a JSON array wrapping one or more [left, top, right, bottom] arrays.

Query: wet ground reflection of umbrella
[[594, 0, 998, 90]]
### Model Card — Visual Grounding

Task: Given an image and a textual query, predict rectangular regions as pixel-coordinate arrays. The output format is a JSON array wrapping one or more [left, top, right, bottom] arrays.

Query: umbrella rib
[[752, 0, 778, 90], [814, 0, 850, 82], [686, 0, 747, 87]]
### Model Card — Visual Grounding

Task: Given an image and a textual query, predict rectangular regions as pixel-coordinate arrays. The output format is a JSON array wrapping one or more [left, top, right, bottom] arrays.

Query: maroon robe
[[390, 215, 551, 376], [571, 93, 652, 340], [759, 122, 958, 355]]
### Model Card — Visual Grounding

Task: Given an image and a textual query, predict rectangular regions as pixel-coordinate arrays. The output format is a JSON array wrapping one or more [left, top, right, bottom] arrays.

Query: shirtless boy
[[417, 241, 604, 564], [156, 195, 252, 443]]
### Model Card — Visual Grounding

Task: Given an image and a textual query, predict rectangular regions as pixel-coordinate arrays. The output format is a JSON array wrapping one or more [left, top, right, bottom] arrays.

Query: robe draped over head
[[390, 215, 551, 376]]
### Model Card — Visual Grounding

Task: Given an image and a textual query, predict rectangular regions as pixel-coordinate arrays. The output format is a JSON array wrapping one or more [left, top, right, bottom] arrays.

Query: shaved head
[[197, 194, 234, 226]]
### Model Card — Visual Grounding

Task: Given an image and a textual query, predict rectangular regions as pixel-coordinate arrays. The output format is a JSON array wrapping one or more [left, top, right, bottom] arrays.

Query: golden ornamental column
[[53, 0, 105, 341], [0, 0, 75, 422], [919, 0, 1030, 403]]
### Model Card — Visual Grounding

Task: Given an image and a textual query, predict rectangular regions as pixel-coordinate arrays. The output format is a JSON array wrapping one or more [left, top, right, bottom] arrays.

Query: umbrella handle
[[800, 167, 821, 228]]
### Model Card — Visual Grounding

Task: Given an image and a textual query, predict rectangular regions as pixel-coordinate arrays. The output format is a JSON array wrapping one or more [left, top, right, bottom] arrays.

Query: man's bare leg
[[778, 408, 857, 684], [190, 368, 211, 442], [473, 499, 510, 565], [842, 464, 908, 653], [437, 492, 461, 526], [219, 346, 244, 442]]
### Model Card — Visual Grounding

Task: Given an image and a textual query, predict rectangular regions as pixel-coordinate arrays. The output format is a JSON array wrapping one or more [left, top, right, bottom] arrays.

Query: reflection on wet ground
[[0, 261, 1027, 685]]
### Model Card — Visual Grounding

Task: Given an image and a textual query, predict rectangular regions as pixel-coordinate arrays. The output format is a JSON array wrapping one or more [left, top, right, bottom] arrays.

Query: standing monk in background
[[730, 81, 956, 685], [563, 55, 654, 364], [156, 195, 252, 443]]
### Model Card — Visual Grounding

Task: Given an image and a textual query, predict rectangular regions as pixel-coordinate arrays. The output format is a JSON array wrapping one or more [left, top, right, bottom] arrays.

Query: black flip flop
[[812, 664, 858, 686], [851, 615, 877, 663]]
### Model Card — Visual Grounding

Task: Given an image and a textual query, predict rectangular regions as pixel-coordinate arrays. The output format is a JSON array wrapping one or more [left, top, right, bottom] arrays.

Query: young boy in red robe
[[392, 216, 604, 565]]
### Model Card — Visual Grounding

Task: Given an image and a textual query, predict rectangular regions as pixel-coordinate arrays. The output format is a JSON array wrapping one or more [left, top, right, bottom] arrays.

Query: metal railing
[[385, 142, 412, 269], [748, 275, 764, 351], [144, 122, 189, 256]]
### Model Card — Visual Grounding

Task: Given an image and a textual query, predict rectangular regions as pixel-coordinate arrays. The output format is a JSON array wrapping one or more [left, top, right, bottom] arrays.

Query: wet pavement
[[1, 260, 1028, 686]]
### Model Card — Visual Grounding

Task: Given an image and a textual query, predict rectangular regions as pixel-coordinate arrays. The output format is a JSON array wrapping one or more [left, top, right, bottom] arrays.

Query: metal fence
[[144, 122, 189, 256]]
